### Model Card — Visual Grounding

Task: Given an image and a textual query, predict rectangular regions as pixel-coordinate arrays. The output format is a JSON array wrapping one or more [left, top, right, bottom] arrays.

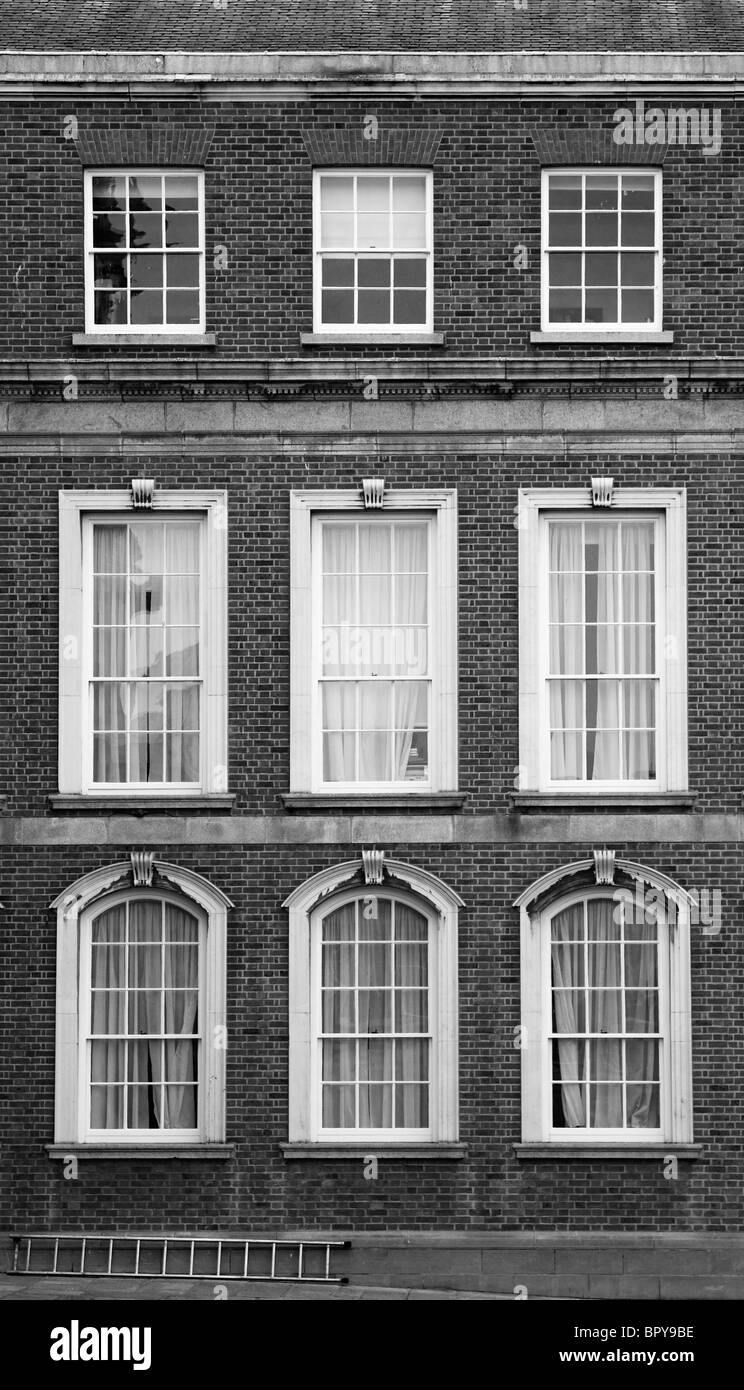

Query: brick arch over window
[[51, 860, 232, 1151], [284, 858, 462, 1150]]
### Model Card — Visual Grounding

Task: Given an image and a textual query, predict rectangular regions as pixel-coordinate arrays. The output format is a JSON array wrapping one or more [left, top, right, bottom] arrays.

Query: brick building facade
[[1, 5, 744, 1297]]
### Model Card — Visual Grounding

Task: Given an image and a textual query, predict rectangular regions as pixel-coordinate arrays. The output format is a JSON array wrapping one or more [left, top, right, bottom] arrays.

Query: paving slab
[[0, 1275, 507, 1301]]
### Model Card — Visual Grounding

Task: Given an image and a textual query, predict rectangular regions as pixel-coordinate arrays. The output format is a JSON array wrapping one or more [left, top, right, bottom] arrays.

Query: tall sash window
[[316, 517, 431, 788], [546, 515, 661, 787], [86, 896, 202, 1136], [88, 518, 202, 787]]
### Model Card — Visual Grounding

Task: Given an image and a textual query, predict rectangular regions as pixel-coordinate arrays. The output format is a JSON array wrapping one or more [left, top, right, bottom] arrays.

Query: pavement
[[0, 1274, 505, 1300]]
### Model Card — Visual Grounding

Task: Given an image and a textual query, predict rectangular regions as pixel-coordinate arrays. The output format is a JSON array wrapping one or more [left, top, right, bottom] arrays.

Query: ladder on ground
[[11, 1233, 350, 1284]]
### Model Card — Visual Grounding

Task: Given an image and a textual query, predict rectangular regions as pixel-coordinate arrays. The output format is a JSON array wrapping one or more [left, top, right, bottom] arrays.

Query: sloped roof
[[1, 0, 744, 53]]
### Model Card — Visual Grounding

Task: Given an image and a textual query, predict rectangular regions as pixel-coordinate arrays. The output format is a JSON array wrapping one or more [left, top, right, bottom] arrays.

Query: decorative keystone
[[593, 849, 616, 885], [362, 478, 385, 509], [131, 851, 155, 887], [131, 478, 155, 509], [362, 849, 385, 884], [591, 477, 614, 507]]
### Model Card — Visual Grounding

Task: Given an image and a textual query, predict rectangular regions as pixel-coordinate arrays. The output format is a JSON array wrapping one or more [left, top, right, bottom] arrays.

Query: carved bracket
[[362, 478, 385, 509], [593, 848, 616, 884], [362, 849, 385, 885], [131, 478, 155, 509], [130, 851, 155, 887], [591, 476, 614, 507]]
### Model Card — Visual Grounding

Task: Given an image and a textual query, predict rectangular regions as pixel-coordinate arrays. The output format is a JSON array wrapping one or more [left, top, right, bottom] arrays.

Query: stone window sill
[[71, 333, 217, 348], [300, 332, 445, 347], [281, 1143, 467, 1160], [48, 794, 236, 812], [46, 1143, 235, 1161], [514, 1143, 702, 1160], [511, 792, 696, 812], [530, 331, 674, 345], [281, 792, 466, 812]]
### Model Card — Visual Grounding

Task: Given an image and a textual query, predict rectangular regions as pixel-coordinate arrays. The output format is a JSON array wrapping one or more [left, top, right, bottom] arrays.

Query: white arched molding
[[51, 860, 232, 1152], [515, 859, 694, 1153], [283, 859, 463, 1153]]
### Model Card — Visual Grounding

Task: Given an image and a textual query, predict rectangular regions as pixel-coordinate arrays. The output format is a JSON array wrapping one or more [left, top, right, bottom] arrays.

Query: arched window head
[[51, 859, 231, 1151], [516, 861, 693, 1151], [285, 858, 461, 1150]]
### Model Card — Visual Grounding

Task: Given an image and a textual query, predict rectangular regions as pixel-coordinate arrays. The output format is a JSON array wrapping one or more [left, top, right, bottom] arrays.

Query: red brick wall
[[1, 840, 741, 1233], [0, 96, 741, 357], [0, 449, 741, 814]]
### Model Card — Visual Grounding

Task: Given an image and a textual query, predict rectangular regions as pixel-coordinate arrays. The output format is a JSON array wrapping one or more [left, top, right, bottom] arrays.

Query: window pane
[[94, 733, 126, 781], [92, 176, 125, 211], [357, 176, 390, 248], [166, 290, 199, 324], [621, 213, 655, 247], [129, 212, 163, 249], [129, 175, 162, 211], [323, 1085, 355, 1127], [549, 288, 581, 322], [91, 1085, 124, 1129], [549, 252, 582, 286], [320, 176, 353, 248], [93, 253, 127, 288], [585, 175, 618, 209], [130, 254, 163, 288], [621, 288, 654, 323], [358, 289, 390, 323], [548, 175, 581, 209], [322, 258, 354, 287], [359, 1085, 393, 1127], [393, 290, 426, 324], [322, 289, 354, 323], [165, 214, 199, 248], [392, 175, 427, 248], [94, 290, 127, 325], [549, 213, 581, 246], [93, 213, 126, 248], [394, 258, 426, 287], [585, 287, 618, 323], [164, 175, 199, 210]]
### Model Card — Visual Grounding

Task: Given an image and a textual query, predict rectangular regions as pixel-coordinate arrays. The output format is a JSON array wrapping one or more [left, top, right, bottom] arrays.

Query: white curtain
[[93, 525, 127, 782], [551, 903, 586, 1125], [93, 521, 200, 784], [549, 521, 655, 781], [551, 899, 658, 1130], [90, 899, 198, 1130], [322, 523, 428, 782], [322, 900, 429, 1129]]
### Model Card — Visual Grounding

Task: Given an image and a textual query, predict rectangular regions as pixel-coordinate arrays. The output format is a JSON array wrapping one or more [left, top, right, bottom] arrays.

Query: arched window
[[84, 891, 203, 1139], [51, 858, 231, 1151], [284, 858, 462, 1150], [516, 858, 694, 1150]]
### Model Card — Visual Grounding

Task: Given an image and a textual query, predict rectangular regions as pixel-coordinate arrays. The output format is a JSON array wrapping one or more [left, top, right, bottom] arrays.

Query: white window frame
[[518, 487, 687, 795], [59, 489, 228, 798], [52, 860, 231, 1147], [312, 168, 434, 336], [540, 167, 663, 337], [289, 489, 457, 796], [517, 864, 693, 1147], [83, 168, 206, 336], [285, 859, 461, 1146]]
